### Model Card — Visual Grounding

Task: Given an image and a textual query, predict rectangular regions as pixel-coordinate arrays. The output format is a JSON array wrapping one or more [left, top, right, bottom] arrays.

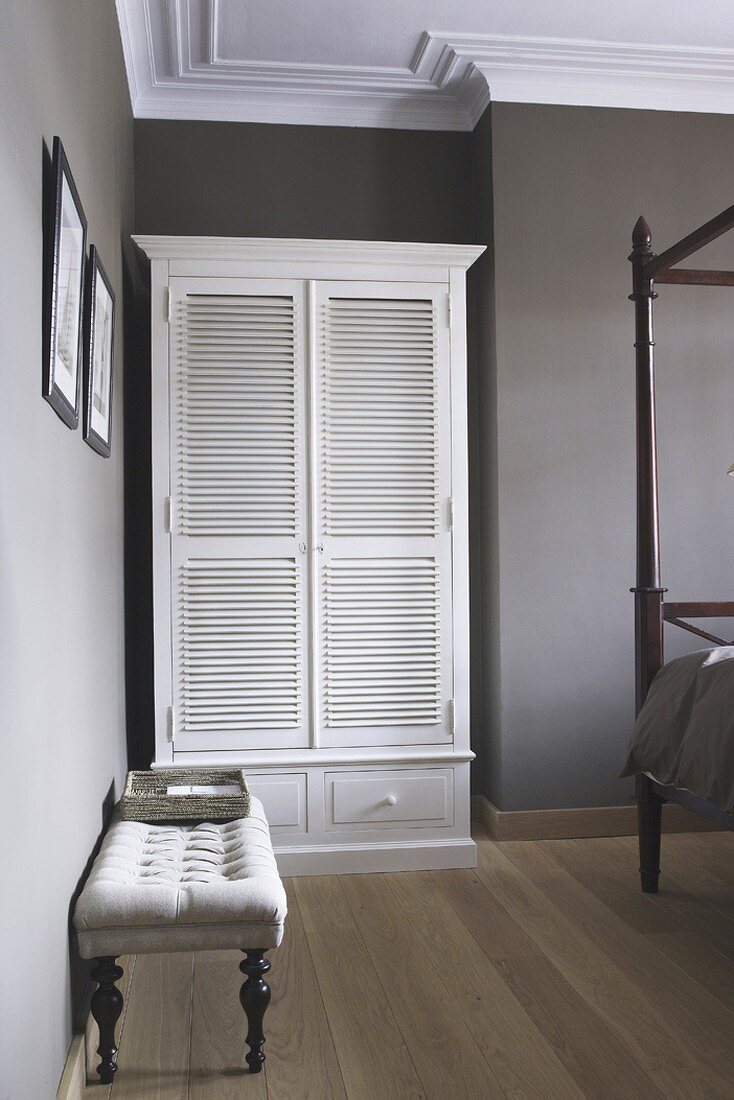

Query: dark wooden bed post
[[629, 216, 665, 893]]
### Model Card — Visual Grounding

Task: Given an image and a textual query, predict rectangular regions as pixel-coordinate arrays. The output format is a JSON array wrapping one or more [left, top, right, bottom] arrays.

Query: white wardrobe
[[135, 236, 483, 874]]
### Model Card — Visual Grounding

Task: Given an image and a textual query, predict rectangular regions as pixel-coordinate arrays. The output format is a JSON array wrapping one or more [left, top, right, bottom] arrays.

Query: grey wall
[[131, 118, 482, 769], [470, 109, 502, 805], [134, 120, 475, 243], [134, 107, 734, 816], [0, 3, 133, 1096], [488, 103, 734, 810]]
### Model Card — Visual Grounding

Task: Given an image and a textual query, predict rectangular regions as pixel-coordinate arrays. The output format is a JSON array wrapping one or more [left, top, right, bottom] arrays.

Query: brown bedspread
[[621, 647, 734, 813]]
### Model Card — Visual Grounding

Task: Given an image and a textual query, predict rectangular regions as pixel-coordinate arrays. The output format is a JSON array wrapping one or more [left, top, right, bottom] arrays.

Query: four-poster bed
[[626, 208, 734, 894]]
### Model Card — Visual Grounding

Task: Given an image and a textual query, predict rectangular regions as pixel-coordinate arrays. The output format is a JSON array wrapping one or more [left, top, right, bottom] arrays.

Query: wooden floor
[[84, 830, 734, 1100]]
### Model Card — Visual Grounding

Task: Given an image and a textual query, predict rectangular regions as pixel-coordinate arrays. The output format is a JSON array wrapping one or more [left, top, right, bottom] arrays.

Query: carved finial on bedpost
[[632, 216, 652, 253]]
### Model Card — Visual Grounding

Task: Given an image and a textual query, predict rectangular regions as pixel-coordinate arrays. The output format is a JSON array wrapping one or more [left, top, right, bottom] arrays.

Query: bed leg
[[637, 776, 663, 893]]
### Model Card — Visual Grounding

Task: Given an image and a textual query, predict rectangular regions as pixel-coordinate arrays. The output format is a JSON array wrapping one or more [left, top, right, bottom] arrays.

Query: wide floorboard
[[85, 831, 734, 1100]]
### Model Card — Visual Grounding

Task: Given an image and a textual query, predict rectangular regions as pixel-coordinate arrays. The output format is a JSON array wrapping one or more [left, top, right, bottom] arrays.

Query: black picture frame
[[82, 246, 115, 457], [43, 136, 87, 429]]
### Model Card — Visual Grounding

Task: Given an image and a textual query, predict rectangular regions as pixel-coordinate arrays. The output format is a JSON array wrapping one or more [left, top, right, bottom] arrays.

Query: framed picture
[[43, 136, 87, 428], [82, 246, 115, 457]]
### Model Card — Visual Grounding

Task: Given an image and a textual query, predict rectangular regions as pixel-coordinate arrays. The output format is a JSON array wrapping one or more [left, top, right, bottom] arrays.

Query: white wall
[[0, 3, 133, 1096]]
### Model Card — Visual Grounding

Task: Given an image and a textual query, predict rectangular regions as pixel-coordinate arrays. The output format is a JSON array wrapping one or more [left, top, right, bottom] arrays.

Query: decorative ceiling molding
[[116, 0, 486, 130], [426, 32, 734, 115], [116, 2, 734, 130]]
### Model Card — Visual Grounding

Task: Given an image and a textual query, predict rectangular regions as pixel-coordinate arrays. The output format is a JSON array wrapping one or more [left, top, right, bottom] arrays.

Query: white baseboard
[[273, 837, 477, 876]]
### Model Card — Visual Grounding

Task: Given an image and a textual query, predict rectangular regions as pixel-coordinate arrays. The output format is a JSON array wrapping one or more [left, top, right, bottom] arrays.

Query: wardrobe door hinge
[[165, 496, 173, 533], [447, 295, 452, 326], [164, 286, 171, 323], [447, 497, 454, 530], [448, 699, 456, 736], [167, 706, 175, 743]]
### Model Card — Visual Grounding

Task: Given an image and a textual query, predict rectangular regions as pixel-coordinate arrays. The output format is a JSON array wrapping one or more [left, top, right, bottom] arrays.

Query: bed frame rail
[[663, 602, 734, 647], [644, 202, 734, 278], [663, 601, 734, 617], [654, 268, 734, 286]]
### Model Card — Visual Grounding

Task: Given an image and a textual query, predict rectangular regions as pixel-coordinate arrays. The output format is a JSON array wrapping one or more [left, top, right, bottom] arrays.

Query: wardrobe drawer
[[325, 768, 453, 831], [247, 773, 307, 835]]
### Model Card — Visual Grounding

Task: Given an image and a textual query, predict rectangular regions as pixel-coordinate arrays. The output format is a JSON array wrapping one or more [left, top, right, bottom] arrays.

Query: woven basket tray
[[120, 769, 251, 823]]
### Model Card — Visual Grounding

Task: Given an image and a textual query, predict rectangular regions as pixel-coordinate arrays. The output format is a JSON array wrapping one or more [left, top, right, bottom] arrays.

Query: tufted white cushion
[[73, 797, 286, 958]]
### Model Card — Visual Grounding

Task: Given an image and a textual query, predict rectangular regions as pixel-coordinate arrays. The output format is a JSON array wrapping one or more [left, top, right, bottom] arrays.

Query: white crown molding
[[115, 3, 734, 129], [426, 32, 734, 115], [116, 0, 483, 130], [132, 235, 486, 270]]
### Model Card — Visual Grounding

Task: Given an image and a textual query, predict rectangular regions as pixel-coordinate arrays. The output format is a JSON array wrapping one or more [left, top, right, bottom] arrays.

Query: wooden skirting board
[[56, 1033, 85, 1100], [472, 795, 722, 841]]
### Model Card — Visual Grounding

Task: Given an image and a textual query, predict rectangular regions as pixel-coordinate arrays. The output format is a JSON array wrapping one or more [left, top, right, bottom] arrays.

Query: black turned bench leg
[[90, 957, 124, 1083], [637, 776, 663, 893], [239, 949, 271, 1073]]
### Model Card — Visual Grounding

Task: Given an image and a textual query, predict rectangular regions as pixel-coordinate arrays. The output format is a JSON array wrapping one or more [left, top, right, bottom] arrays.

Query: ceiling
[[116, 0, 734, 130]]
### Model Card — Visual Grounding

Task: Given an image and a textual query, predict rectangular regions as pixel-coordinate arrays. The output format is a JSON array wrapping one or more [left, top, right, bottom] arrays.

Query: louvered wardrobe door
[[313, 282, 454, 748], [168, 278, 309, 751]]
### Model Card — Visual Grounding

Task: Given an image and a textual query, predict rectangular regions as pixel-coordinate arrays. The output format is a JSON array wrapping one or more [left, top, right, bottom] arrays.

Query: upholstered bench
[[73, 797, 286, 1083]]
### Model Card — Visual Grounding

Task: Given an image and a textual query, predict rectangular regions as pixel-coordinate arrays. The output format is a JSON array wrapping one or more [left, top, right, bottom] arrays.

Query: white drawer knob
[[384, 795, 397, 807]]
